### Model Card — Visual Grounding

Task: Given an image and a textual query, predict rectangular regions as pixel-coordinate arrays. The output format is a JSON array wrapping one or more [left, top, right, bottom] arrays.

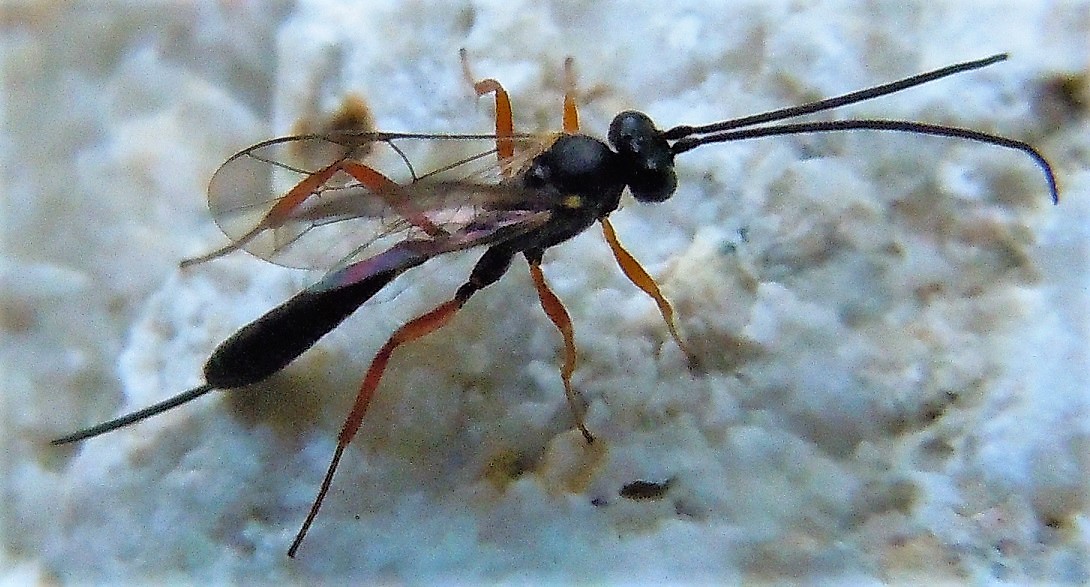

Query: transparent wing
[[310, 208, 553, 293], [197, 130, 558, 271]]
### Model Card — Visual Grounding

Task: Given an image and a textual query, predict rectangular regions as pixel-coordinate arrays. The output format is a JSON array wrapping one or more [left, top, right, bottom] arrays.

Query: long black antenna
[[672, 120, 1058, 204], [663, 54, 1058, 204], [664, 54, 1008, 139]]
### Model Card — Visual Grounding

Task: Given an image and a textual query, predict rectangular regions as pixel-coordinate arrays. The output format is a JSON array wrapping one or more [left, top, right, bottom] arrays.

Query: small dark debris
[[620, 478, 673, 501]]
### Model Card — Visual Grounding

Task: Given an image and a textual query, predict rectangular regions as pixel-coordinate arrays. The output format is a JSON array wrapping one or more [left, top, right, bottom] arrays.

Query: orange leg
[[460, 49, 516, 176], [182, 159, 445, 267], [288, 296, 465, 557], [562, 57, 579, 133], [288, 244, 516, 557], [527, 258, 593, 443], [600, 218, 698, 370]]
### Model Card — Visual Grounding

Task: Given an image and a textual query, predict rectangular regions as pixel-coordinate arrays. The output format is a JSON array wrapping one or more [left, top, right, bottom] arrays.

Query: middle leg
[[525, 249, 593, 443]]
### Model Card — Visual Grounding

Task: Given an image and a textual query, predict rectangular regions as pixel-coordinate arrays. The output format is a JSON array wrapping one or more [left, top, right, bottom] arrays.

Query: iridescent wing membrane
[[195, 129, 560, 274]]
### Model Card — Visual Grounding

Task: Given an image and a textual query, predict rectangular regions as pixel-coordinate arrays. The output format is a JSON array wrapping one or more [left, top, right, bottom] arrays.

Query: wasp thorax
[[525, 134, 625, 202], [608, 110, 677, 203]]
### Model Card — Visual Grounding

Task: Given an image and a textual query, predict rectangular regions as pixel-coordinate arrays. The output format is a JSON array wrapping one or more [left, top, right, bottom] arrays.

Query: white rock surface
[[4, 0, 1087, 582]]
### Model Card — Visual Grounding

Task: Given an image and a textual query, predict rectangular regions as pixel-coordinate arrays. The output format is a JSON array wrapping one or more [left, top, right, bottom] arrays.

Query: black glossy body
[[204, 268, 405, 389]]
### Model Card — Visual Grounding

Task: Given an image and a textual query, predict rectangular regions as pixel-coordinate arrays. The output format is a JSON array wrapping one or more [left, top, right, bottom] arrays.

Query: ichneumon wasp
[[51, 51, 1059, 558]]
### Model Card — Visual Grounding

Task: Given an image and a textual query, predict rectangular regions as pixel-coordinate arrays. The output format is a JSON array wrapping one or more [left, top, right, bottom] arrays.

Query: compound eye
[[608, 111, 657, 156], [630, 168, 677, 203]]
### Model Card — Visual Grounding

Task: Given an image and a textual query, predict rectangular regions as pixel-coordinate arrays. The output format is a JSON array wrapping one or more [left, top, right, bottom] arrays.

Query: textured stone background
[[4, 0, 1087, 582]]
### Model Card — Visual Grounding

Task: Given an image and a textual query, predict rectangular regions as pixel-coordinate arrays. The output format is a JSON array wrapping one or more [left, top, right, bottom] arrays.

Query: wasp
[[52, 52, 1058, 557]]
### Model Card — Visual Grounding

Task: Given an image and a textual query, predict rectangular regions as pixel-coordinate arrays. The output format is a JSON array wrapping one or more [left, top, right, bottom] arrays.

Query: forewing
[[203, 131, 554, 270]]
